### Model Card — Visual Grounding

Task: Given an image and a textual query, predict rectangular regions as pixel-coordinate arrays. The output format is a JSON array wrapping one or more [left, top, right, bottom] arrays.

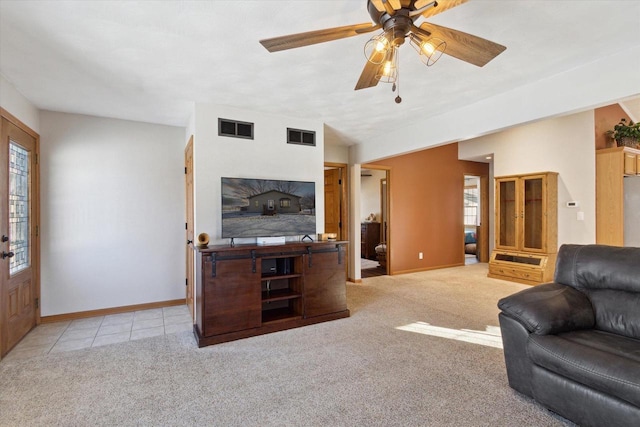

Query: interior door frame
[[362, 163, 391, 275], [0, 108, 40, 359], [479, 175, 489, 262], [185, 136, 194, 319], [463, 172, 489, 263], [324, 162, 349, 278]]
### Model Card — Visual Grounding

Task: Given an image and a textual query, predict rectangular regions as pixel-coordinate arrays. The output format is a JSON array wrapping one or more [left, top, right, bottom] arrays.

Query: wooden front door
[[185, 136, 194, 319], [0, 115, 39, 358]]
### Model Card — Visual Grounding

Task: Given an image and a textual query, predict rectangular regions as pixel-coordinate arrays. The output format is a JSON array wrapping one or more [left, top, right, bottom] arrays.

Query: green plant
[[607, 118, 640, 144]]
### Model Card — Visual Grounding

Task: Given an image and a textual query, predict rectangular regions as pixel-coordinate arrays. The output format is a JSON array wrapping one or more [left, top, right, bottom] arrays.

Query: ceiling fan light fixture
[[410, 34, 446, 66], [375, 46, 398, 84], [364, 33, 391, 64]]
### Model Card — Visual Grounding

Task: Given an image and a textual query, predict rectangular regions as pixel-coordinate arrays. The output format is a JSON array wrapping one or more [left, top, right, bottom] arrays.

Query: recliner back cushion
[[587, 289, 640, 339], [555, 244, 640, 292], [555, 244, 640, 340]]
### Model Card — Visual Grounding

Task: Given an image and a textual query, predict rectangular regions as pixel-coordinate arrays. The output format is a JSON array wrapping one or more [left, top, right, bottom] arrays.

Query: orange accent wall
[[372, 143, 489, 274], [595, 104, 631, 149]]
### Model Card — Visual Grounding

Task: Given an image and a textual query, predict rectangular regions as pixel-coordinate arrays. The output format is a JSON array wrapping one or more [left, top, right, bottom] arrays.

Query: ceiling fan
[[260, 0, 506, 95]]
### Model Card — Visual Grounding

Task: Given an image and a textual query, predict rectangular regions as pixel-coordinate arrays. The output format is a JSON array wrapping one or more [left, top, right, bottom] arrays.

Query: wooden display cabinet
[[596, 146, 640, 246], [195, 241, 349, 346], [489, 172, 558, 285]]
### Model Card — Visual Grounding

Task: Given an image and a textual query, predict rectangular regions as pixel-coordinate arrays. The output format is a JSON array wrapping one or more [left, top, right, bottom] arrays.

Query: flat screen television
[[221, 177, 316, 239]]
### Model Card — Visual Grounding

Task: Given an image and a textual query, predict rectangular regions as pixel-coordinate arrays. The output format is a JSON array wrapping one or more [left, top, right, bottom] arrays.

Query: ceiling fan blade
[[354, 62, 382, 91], [387, 0, 402, 10], [260, 23, 376, 52], [371, 0, 401, 15], [419, 22, 506, 67], [419, 0, 469, 19], [371, 0, 386, 13], [355, 51, 386, 90]]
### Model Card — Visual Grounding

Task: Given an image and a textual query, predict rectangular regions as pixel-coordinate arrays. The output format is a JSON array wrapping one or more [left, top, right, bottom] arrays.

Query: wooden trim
[[34, 124, 41, 325], [324, 162, 350, 278], [0, 108, 39, 139], [40, 299, 187, 324], [393, 263, 464, 275], [462, 173, 489, 263], [479, 175, 489, 263], [185, 135, 194, 319], [348, 278, 362, 283], [324, 162, 346, 168]]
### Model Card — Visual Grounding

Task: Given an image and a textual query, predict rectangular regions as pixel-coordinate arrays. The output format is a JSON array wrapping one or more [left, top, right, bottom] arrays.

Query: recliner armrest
[[498, 283, 594, 335]]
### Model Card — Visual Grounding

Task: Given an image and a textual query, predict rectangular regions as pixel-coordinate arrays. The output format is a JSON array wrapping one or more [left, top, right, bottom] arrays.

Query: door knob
[[2, 251, 14, 259]]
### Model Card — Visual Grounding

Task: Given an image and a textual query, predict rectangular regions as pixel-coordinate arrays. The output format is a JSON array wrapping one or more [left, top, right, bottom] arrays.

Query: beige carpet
[[0, 264, 573, 426]]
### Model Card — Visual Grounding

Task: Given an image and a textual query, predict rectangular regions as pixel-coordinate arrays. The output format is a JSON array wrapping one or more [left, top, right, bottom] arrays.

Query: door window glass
[[9, 141, 30, 275]]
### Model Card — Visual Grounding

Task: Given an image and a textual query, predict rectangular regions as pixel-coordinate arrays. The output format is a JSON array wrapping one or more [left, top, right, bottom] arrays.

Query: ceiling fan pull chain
[[395, 49, 402, 104]]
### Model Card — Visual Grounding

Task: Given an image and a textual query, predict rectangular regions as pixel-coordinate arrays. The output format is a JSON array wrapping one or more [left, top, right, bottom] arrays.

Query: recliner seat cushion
[[528, 330, 640, 407]]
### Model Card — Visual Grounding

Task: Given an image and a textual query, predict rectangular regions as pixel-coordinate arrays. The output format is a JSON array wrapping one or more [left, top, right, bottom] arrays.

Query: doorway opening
[[464, 175, 481, 265], [361, 166, 390, 278]]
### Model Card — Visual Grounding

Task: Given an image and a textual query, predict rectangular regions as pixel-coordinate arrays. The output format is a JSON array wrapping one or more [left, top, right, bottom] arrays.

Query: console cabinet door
[[303, 249, 347, 318], [201, 256, 261, 336]]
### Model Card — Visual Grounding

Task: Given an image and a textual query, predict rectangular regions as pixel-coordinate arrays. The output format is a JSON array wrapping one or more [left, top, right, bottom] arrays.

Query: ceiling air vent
[[287, 128, 316, 147], [218, 118, 254, 139]]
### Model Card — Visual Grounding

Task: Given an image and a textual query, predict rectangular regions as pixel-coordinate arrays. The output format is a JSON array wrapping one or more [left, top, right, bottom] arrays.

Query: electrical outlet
[[419, 252, 423, 260]]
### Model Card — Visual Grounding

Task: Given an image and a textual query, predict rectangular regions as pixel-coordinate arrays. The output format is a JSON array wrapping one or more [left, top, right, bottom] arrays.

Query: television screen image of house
[[221, 177, 316, 238]]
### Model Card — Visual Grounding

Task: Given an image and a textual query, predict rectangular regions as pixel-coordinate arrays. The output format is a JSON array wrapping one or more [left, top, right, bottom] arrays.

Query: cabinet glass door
[[497, 179, 517, 249], [523, 177, 544, 251]]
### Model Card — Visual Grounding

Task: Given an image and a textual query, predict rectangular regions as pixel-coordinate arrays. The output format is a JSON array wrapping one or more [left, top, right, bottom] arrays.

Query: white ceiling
[[1, 0, 640, 148]]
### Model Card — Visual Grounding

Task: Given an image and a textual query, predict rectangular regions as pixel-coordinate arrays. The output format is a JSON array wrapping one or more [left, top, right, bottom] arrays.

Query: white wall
[[193, 104, 325, 245], [324, 143, 349, 164], [459, 110, 596, 248], [185, 103, 196, 145], [0, 74, 40, 133], [39, 111, 185, 315], [360, 169, 385, 222]]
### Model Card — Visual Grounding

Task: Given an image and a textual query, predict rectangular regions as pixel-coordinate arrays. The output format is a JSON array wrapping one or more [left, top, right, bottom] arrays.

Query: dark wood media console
[[195, 241, 349, 347]]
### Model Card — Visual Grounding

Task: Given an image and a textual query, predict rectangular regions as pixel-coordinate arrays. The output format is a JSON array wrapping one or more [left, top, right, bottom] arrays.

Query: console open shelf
[[262, 307, 302, 324], [262, 288, 301, 303], [261, 273, 302, 281]]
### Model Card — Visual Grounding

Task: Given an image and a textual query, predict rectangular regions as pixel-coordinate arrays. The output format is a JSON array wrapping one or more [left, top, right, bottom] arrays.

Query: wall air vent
[[218, 118, 254, 139], [287, 128, 316, 147]]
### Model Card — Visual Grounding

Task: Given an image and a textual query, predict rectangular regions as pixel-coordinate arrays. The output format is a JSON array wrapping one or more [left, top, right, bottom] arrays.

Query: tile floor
[[3, 305, 192, 362]]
